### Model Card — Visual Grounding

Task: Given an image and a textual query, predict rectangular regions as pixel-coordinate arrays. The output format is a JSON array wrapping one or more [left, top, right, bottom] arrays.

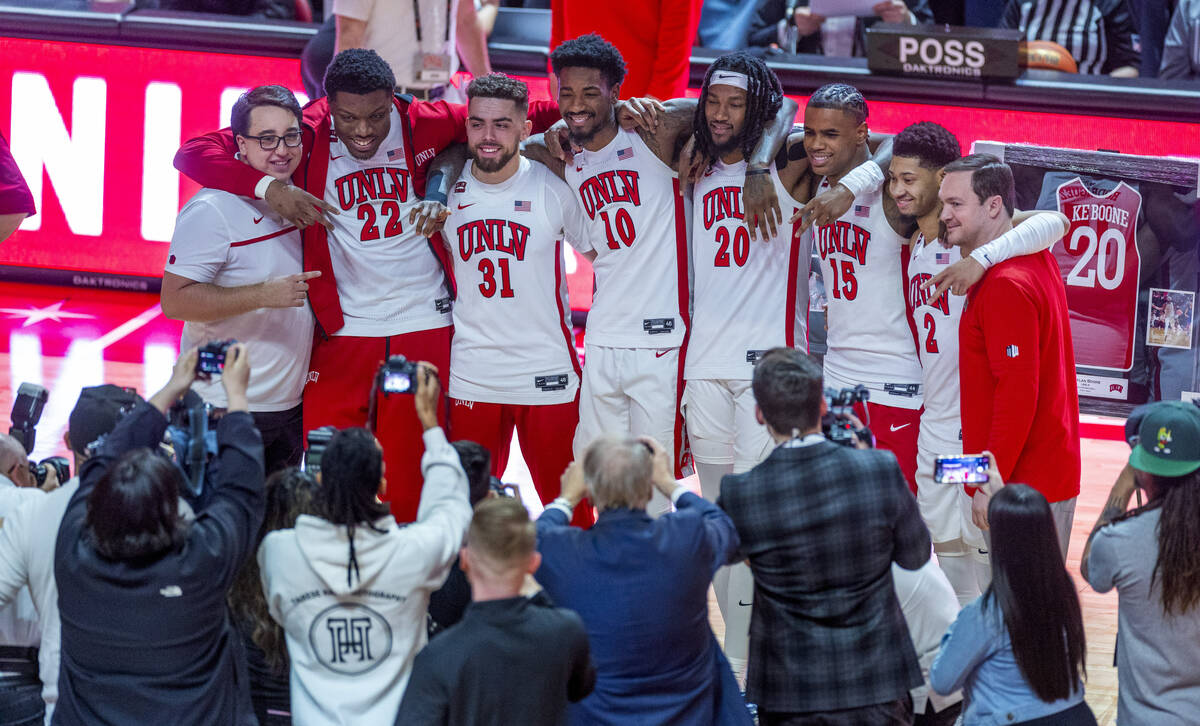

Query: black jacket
[[53, 401, 265, 725], [396, 593, 595, 726]]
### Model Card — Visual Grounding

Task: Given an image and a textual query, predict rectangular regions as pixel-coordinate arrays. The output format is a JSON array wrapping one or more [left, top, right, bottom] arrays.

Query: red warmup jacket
[[172, 96, 561, 337], [550, 0, 703, 100], [959, 249, 1081, 503]]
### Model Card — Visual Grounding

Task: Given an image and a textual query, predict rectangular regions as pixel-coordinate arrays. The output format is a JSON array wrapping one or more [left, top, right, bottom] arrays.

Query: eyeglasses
[[241, 130, 303, 150]]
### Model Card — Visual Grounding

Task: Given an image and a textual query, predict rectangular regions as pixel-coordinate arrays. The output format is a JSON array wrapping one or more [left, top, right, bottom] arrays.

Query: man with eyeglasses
[[161, 85, 317, 474]]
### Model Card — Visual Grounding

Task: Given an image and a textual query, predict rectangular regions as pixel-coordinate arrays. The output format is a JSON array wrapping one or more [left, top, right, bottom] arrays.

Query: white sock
[[722, 562, 754, 663]]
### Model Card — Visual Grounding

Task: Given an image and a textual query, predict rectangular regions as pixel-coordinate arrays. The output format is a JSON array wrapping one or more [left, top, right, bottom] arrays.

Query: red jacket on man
[[959, 249, 1081, 503]]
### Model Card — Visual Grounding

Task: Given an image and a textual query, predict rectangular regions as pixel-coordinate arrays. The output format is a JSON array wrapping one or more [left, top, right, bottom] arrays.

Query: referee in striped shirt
[[1002, 0, 1140, 76]]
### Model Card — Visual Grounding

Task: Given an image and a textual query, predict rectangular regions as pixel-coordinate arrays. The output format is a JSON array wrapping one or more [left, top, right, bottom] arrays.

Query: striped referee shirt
[[1002, 0, 1141, 75]]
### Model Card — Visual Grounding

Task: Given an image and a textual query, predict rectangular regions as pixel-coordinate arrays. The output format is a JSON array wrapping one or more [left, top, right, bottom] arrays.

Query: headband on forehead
[[710, 70, 750, 91]]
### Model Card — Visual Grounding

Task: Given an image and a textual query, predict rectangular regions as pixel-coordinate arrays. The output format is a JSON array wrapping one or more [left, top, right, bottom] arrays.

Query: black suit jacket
[[748, 0, 935, 54], [718, 438, 931, 713]]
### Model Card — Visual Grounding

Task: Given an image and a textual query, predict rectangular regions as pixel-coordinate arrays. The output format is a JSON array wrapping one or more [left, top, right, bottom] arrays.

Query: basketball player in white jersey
[[442, 74, 594, 527], [161, 85, 317, 474], [890, 121, 1068, 605], [681, 51, 814, 681], [522, 35, 797, 505]]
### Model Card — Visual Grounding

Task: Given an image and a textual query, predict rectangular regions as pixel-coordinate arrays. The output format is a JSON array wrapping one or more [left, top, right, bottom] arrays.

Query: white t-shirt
[[323, 107, 454, 337], [166, 190, 314, 412], [907, 234, 965, 450], [686, 158, 809, 380], [332, 0, 458, 89], [445, 158, 589, 405], [565, 128, 687, 349], [814, 177, 923, 409]]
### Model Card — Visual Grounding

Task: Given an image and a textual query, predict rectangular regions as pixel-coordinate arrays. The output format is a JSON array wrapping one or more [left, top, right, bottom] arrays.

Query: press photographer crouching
[[53, 344, 264, 725], [257, 362, 472, 724]]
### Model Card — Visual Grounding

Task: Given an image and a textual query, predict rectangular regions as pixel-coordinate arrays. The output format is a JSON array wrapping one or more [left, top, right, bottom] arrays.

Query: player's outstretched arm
[[777, 130, 813, 205], [792, 132, 896, 232], [175, 130, 265, 199], [521, 134, 567, 182], [409, 143, 466, 238], [922, 211, 1069, 300]]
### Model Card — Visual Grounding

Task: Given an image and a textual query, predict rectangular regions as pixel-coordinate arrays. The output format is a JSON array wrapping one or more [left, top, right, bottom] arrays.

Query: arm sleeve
[[566, 614, 597, 702], [1083, 524, 1120, 593], [930, 603, 993, 695], [969, 214, 1065, 271], [408, 427, 473, 589], [890, 457, 932, 570], [204, 412, 266, 583], [394, 649, 450, 726], [165, 199, 230, 282], [0, 132, 35, 216], [1158, 2, 1197, 80], [979, 281, 1042, 481], [675, 491, 743, 571], [174, 130, 266, 198], [1102, 0, 1142, 72]]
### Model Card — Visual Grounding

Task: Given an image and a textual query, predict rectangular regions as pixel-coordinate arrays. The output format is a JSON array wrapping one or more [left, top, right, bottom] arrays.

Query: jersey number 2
[[922, 313, 939, 354]]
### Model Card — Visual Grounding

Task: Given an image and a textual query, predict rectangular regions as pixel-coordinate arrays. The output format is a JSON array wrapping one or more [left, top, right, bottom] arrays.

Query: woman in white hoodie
[[258, 364, 471, 725]]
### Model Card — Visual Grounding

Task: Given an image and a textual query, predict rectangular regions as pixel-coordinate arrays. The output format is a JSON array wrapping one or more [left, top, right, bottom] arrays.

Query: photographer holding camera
[[53, 344, 264, 725], [257, 362, 471, 724], [718, 347, 931, 724], [1081, 401, 1200, 725]]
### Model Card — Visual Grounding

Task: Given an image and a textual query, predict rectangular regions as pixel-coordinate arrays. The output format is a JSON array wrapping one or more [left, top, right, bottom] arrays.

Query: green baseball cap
[[1129, 401, 1200, 477]]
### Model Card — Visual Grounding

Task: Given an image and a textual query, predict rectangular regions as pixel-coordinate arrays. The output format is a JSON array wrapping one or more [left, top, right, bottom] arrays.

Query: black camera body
[[377, 355, 420, 395], [32, 456, 70, 488], [8, 382, 71, 485], [196, 339, 236, 377], [304, 425, 337, 474], [822, 385, 873, 448]]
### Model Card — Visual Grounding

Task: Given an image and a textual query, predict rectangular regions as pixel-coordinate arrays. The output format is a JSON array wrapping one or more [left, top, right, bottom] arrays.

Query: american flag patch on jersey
[[854, 205, 870, 217], [617, 147, 634, 160], [386, 148, 404, 161], [514, 200, 531, 212], [935, 252, 951, 264]]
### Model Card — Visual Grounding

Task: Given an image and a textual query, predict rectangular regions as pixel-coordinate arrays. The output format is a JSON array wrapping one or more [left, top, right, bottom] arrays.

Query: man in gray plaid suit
[[718, 347, 932, 725]]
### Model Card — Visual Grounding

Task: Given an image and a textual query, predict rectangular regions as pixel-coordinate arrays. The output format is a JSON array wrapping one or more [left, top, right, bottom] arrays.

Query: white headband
[[710, 70, 750, 91]]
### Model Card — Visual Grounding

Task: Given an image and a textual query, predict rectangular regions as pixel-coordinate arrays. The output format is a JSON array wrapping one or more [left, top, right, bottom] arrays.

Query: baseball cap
[[67, 384, 144, 456], [1128, 401, 1200, 477]]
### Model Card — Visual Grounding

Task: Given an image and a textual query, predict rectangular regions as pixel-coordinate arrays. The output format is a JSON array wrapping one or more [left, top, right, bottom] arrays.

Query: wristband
[[745, 167, 771, 176], [551, 496, 575, 510], [835, 160, 884, 198], [424, 170, 448, 206]]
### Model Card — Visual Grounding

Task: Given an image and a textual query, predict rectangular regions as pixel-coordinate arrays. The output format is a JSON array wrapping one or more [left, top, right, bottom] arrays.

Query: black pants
[[760, 694, 914, 726], [253, 405, 303, 475]]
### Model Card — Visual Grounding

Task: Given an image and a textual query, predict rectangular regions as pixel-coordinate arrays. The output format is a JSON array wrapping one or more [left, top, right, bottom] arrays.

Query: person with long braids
[[1083, 401, 1200, 725], [258, 363, 471, 724], [228, 467, 320, 725], [931, 480, 1094, 725]]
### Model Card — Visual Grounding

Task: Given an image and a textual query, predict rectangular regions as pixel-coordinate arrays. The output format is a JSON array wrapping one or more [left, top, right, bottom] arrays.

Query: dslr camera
[[9, 382, 70, 486], [821, 385, 873, 448], [196, 339, 236, 378], [377, 355, 420, 395]]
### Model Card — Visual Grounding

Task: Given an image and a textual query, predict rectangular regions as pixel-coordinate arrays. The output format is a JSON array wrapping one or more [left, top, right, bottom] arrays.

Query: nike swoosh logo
[[330, 154, 344, 160], [575, 167, 583, 172], [738, 600, 752, 606], [252, 215, 264, 224], [655, 350, 671, 358], [889, 423, 911, 432], [457, 203, 476, 209]]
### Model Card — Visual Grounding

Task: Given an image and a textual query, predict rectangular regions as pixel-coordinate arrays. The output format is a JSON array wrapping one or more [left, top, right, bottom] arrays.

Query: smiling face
[[888, 155, 943, 220], [555, 66, 618, 148], [236, 105, 302, 181], [938, 170, 992, 247], [467, 96, 530, 174], [704, 83, 749, 160], [329, 89, 393, 160], [802, 106, 867, 180]]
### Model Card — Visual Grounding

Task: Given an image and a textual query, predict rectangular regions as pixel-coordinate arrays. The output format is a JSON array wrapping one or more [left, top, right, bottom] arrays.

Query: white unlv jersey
[[565, 128, 686, 349], [324, 108, 451, 337], [445, 158, 588, 405], [814, 177, 923, 409], [907, 234, 964, 448], [686, 159, 809, 380], [166, 190, 314, 411]]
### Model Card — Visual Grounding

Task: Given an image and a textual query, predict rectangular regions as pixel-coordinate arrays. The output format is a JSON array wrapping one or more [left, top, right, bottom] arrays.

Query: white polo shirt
[[166, 190, 314, 412]]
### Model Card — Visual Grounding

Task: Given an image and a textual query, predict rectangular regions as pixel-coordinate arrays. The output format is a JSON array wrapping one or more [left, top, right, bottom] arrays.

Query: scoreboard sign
[[866, 23, 1022, 80]]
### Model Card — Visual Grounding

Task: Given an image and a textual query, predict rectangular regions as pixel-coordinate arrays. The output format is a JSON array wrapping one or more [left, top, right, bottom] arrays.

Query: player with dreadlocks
[[680, 50, 815, 683], [1083, 400, 1200, 724]]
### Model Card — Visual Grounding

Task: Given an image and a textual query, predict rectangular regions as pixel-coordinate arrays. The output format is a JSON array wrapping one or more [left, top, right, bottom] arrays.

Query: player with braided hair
[[681, 51, 814, 681]]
